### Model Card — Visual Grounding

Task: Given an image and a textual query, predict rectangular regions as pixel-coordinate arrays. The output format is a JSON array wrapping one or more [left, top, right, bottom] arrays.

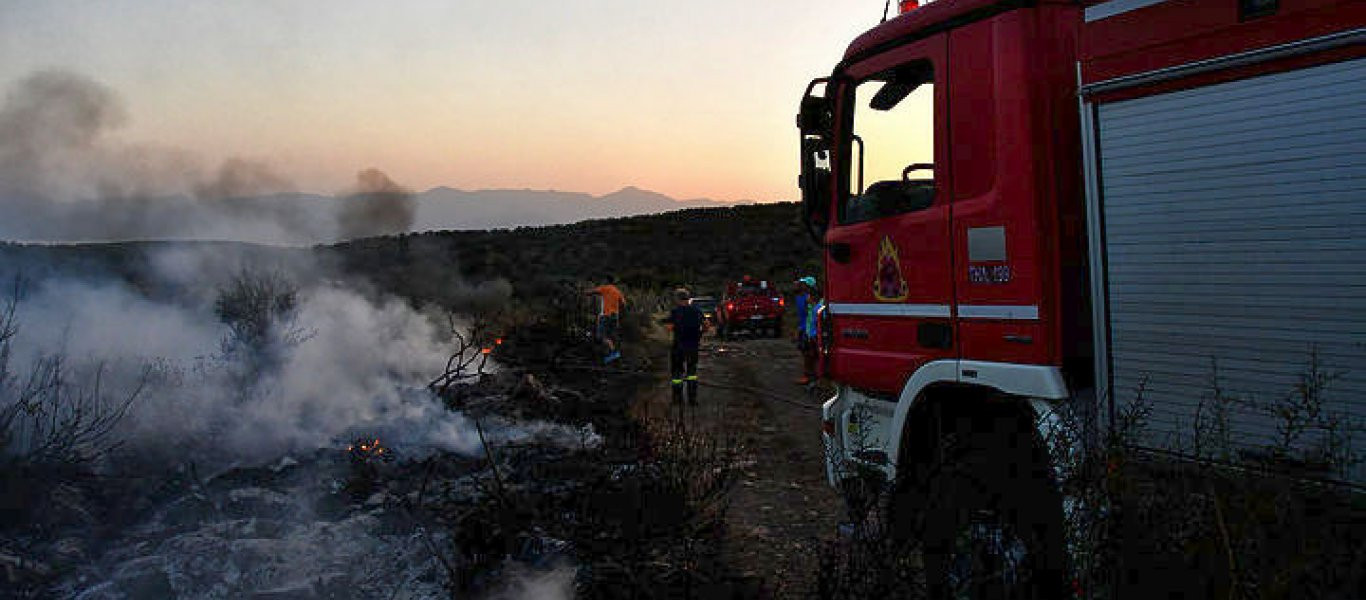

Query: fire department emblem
[[873, 236, 909, 302]]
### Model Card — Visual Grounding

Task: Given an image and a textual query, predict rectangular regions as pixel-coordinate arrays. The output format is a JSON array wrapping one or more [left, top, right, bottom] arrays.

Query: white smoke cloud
[[485, 563, 578, 600], [11, 278, 220, 364], [0, 245, 566, 469], [218, 283, 465, 458]]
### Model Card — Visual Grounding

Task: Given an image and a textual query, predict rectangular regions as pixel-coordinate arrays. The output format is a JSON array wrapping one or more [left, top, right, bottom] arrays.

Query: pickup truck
[[688, 296, 718, 329], [716, 279, 784, 339]]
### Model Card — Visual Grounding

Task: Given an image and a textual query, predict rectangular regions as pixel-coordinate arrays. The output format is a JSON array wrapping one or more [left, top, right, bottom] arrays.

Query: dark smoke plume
[[0, 70, 330, 243], [337, 168, 416, 239], [193, 158, 293, 201], [0, 70, 127, 199]]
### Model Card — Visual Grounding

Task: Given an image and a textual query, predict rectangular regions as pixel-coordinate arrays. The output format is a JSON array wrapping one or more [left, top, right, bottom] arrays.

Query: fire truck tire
[[917, 421, 1069, 599], [770, 318, 783, 338]]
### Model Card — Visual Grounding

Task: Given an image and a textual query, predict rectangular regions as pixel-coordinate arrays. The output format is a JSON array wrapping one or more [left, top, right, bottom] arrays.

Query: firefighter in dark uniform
[[661, 287, 704, 404]]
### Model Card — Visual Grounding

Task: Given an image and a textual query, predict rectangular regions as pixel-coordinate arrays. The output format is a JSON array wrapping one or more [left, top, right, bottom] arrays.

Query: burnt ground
[[0, 317, 848, 599], [630, 330, 842, 598]]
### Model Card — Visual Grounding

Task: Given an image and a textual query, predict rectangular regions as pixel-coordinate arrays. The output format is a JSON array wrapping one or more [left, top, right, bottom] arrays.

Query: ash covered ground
[[0, 243, 662, 599], [0, 234, 768, 600]]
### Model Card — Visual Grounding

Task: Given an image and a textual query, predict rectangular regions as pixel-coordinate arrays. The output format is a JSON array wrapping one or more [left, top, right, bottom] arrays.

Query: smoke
[[1, 241, 590, 598], [0, 70, 128, 200], [338, 168, 416, 239], [0, 70, 417, 244], [486, 563, 577, 600], [0, 243, 573, 470], [193, 158, 293, 201]]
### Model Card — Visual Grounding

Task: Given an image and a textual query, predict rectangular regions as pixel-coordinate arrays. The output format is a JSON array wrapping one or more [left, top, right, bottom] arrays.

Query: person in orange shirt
[[586, 276, 626, 363]]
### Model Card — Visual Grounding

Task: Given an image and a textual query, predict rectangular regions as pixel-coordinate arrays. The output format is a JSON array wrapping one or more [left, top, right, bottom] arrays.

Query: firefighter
[[586, 276, 626, 363], [660, 287, 704, 404], [794, 276, 821, 385]]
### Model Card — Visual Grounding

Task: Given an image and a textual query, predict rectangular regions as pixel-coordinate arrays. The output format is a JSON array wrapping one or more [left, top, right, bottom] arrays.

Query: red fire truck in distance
[[800, 0, 1365, 594]]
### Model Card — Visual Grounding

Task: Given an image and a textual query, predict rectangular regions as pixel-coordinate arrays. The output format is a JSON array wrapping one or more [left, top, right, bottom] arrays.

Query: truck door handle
[[828, 242, 852, 263]]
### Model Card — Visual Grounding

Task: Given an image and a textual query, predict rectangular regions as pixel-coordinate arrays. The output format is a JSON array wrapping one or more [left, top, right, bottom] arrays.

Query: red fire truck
[[801, 0, 1364, 594]]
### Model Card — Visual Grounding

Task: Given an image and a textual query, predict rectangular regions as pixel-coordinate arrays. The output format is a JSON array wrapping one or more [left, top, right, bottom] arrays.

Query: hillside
[[0, 186, 734, 245], [413, 185, 726, 231], [0, 202, 821, 306], [332, 201, 822, 303]]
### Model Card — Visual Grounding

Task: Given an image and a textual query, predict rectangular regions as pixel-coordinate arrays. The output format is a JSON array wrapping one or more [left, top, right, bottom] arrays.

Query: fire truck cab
[[802, 0, 1364, 593]]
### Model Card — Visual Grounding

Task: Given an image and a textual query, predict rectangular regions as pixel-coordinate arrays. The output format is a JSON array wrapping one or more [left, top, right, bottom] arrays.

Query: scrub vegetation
[[817, 358, 1366, 600]]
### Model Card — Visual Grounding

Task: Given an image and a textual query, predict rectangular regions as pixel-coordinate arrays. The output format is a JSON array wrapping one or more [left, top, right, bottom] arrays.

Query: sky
[[0, 1, 889, 202]]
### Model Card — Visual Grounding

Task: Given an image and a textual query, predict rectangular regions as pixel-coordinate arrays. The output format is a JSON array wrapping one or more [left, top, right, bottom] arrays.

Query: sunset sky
[[0, 1, 887, 202]]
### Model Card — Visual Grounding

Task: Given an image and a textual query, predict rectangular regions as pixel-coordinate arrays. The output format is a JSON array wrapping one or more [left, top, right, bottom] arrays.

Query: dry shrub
[[815, 353, 1365, 599], [1061, 356, 1366, 599], [572, 410, 745, 598], [815, 403, 926, 598], [0, 280, 141, 473]]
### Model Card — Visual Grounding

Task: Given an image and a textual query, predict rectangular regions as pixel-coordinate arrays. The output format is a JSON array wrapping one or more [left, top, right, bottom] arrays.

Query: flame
[[346, 437, 390, 460]]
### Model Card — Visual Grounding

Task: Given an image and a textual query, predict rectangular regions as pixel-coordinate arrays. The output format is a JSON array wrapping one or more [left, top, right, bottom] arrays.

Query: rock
[[251, 518, 290, 539], [113, 557, 173, 598], [513, 373, 554, 404], [270, 456, 299, 473], [72, 581, 117, 599], [159, 494, 218, 529], [51, 537, 87, 562], [0, 551, 52, 582], [250, 580, 317, 599], [224, 487, 295, 519]]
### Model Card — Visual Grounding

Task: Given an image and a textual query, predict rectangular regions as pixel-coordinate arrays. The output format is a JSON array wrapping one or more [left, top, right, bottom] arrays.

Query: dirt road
[[632, 332, 843, 597]]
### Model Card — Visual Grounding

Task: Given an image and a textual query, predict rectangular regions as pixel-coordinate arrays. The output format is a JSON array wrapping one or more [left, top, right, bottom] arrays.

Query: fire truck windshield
[[841, 62, 935, 225]]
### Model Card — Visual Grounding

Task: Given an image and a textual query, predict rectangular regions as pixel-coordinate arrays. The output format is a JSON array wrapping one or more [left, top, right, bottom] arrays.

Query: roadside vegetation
[[818, 355, 1366, 599]]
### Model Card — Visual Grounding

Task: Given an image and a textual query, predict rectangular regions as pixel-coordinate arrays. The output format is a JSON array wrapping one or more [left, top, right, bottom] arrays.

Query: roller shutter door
[[1096, 57, 1366, 481]]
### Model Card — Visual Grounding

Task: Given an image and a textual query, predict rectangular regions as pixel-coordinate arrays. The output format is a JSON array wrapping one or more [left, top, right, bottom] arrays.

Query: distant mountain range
[[0, 186, 742, 244], [413, 186, 727, 231]]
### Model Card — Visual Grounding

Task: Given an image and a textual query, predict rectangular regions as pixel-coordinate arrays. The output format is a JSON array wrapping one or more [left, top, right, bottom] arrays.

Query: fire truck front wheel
[[917, 413, 1069, 599]]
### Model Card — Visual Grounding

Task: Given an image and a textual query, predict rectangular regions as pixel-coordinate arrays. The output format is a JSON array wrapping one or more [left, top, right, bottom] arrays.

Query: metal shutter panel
[[1096, 57, 1366, 481]]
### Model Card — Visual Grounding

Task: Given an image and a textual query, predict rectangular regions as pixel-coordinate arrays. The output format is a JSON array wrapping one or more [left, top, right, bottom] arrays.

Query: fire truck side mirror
[[800, 137, 831, 243], [798, 78, 834, 244], [797, 77, 833, 134], [797, 95, 831, 133]]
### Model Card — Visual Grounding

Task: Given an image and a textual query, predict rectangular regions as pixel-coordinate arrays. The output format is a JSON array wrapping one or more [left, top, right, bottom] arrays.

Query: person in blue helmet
[[794, 276, 822, 385]]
